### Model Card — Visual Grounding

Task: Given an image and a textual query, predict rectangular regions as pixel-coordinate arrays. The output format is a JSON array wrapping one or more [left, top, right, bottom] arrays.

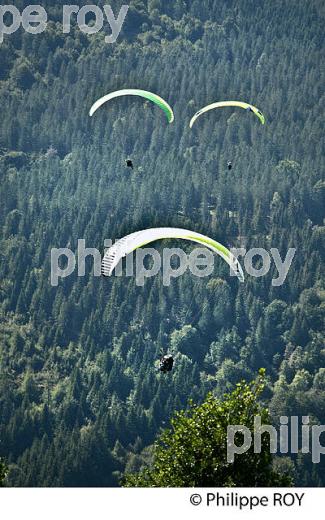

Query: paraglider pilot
[[159, 355, 174, 373]]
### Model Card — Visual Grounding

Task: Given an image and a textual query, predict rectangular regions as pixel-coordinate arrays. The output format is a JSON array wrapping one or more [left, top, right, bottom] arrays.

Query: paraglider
[[190, 100, 265, 128], [159, 354, 174, 374], [89, 89, 174, 123], [101, 227, 244, 282]]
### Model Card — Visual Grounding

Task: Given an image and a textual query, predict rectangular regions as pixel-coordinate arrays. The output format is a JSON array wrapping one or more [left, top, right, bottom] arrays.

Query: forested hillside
[[0, 0, 324, 486]]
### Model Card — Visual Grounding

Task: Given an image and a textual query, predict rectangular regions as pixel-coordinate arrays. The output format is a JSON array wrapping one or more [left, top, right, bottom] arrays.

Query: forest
[[0, 0, 324, 486]]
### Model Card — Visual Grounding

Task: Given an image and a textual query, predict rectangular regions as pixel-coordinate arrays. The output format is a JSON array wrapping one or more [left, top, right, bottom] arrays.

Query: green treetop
[[0, 458, 8, 487], [124, 370, 292, 487]]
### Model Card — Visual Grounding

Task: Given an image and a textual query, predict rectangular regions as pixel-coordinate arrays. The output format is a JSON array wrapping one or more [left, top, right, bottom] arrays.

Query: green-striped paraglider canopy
[[102, 227, 244, 282], [190, 100, 265, 128], [89, 89, 174, 123]]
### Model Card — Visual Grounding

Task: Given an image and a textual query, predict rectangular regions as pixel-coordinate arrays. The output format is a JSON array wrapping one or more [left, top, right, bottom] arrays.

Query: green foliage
[[0, 458, 8, 487], [10, 60, 36, 91], [124, 370, 292, 486]]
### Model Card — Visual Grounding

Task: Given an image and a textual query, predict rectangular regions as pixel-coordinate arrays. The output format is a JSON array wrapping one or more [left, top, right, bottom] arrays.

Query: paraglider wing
[[190, 101, 265, 128], [89, 89, 174, 123], [102, 227, 244, 282]]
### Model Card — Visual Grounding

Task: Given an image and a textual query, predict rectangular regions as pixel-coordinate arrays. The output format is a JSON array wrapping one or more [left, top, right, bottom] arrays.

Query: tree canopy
[[124, 370, 292, 486]]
